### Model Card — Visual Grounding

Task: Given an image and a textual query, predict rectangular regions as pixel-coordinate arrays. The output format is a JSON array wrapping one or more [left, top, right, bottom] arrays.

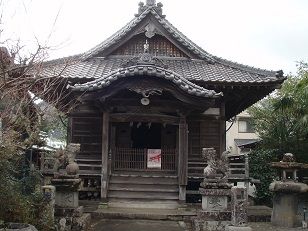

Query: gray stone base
[[0, 223, 38, 231], [192, 218, 229, 231], [271, 192, 300, 227], [55, 206, 84, 217], [72, 213, 91, 231], [225, 225, 252, 231], [55, 213, 91, 231]]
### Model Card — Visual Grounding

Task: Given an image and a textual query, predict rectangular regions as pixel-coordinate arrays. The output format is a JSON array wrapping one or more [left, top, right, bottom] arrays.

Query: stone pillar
[[42, 185, 55, 224], [226, 186, 252, 231]]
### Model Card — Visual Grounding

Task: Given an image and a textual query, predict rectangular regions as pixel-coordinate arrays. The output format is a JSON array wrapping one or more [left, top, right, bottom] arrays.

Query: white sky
[[1, 0, 308, 74]]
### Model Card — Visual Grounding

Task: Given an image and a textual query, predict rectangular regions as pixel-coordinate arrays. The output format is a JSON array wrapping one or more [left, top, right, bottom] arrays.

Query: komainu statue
[[53, 143, 80, 176], [202, 148, 230, 180]]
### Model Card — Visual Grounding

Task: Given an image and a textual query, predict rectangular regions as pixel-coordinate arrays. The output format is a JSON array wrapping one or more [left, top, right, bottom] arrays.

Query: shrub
[[249, 148, 280, 206]]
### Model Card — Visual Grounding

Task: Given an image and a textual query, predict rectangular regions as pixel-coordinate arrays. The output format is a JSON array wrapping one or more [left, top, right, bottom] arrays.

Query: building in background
[[226, 110, 260, 155]]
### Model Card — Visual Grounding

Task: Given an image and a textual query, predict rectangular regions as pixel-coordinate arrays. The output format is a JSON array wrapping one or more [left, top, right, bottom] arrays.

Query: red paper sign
[[147, 149, 161, 169]]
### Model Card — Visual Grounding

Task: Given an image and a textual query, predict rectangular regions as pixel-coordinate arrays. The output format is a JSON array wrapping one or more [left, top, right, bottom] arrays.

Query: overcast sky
[[1, 0, 308, 74]]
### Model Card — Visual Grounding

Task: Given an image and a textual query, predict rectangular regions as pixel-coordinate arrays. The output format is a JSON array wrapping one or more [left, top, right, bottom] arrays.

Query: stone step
[[108, 190, 179, 200], [106, 199, 184, 210], [93, 206, 196, 219]]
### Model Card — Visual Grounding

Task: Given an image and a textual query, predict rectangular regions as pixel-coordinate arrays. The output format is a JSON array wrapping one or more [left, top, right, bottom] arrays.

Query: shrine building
[[41, 0, 285, 206]]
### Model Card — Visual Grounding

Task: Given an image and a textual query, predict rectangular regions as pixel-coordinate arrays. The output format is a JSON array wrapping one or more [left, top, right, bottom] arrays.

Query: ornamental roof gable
[[82, 1, 215, 62]]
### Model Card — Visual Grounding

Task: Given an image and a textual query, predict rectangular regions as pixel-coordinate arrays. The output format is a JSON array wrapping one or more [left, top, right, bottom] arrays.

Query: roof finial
[[135, 0, 164, 18], [146, 0, 156, 6]]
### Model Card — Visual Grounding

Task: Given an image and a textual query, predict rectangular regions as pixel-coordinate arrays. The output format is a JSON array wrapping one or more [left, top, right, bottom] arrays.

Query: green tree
[[248, 63, 308, 205], [249, 62, 308, 162]]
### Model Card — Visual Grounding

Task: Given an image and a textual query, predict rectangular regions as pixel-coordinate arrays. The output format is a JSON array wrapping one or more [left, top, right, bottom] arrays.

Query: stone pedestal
[[271, 191, 298, 227], [270, 181, 308, 228], [192, 180, 232, 231], [226, 186, 252, 231], [51, 177, 90, 231]]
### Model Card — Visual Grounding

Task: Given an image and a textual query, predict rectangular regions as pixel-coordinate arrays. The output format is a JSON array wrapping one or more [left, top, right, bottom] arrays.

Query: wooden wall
[[188, 118, 221, 158], [187, 117, 221, 177], [68, 105, 103, 168]]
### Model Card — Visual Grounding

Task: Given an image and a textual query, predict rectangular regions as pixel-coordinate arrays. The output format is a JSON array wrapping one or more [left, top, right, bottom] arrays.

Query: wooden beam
[[178, 118, 188, 201], [110, 113, 181, 125], [101, 112, 110, 199]]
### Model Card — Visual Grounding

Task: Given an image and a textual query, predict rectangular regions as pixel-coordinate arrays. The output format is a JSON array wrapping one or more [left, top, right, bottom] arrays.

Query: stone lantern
[[270, 153, 308, 228]]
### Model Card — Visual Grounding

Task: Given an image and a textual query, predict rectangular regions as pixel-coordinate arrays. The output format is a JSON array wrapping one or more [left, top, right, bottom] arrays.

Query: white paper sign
[[147, 149, 161, 169]]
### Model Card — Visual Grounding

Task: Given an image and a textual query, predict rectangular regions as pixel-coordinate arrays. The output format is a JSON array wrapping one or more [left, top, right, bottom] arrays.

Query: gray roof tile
[[39, 57, 283, 84], [39, 2, 285, 88], [70, 64, 221, 98]]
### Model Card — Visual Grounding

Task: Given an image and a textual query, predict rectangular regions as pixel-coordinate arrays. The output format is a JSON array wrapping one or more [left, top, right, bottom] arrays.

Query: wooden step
[[79, 169, 101, 175], [110, 175, 178, 185], [78, 164, 102, 168], [188, 161, 206, 165], [108, 191, 179, 200], [76, 159, 102, 162], [108, 183, 178, 192], [188, 166, 204, 170], [77, 154, 102, 160]]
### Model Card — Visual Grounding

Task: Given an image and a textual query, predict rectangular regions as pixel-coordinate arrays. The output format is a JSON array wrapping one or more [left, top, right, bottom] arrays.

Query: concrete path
[[89, 219, 305, 231], [249, 222, 304, 230], [89, 219, 187, 231]]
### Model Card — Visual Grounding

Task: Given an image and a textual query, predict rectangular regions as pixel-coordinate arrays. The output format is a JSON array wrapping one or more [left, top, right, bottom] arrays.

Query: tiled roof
[[40, 57, 283, 84], [70, 64, 221, 98], [39, 1, 285, 87]]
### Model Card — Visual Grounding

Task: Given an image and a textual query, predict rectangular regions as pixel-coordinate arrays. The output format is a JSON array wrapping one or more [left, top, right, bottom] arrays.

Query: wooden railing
[[113, 147, 177, 171]]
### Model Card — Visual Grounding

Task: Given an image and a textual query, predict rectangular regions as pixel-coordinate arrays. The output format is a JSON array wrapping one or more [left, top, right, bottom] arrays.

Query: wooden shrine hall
[[41, 0, 285, 206]]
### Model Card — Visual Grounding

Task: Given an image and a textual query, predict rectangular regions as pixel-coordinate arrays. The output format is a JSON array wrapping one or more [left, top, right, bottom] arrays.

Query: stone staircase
[[107, 173, 180, 209]]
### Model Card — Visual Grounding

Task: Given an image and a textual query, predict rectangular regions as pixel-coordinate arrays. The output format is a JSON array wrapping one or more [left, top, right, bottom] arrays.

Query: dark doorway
[[131, 123, 161, 149]]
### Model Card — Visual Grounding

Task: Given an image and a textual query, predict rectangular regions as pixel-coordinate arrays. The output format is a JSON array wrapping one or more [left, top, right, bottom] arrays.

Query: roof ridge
[[151, 10, 215, 62], [81, 8, 151, 60], [213, 55, 284, 77], [42, 54, 83, 66]]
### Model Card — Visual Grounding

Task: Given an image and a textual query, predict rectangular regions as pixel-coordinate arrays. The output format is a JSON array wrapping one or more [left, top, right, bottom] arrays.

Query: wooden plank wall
[[69, 105, 102, 168], [187, 118, 221, 177]]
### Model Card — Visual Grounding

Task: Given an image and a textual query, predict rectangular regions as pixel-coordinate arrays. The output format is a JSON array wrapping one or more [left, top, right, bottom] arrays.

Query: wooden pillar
[[67, 117, 73, 143], [220, 102, 226, 154], [101, 112, 109, 199], [178, 118, 188, 201]]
